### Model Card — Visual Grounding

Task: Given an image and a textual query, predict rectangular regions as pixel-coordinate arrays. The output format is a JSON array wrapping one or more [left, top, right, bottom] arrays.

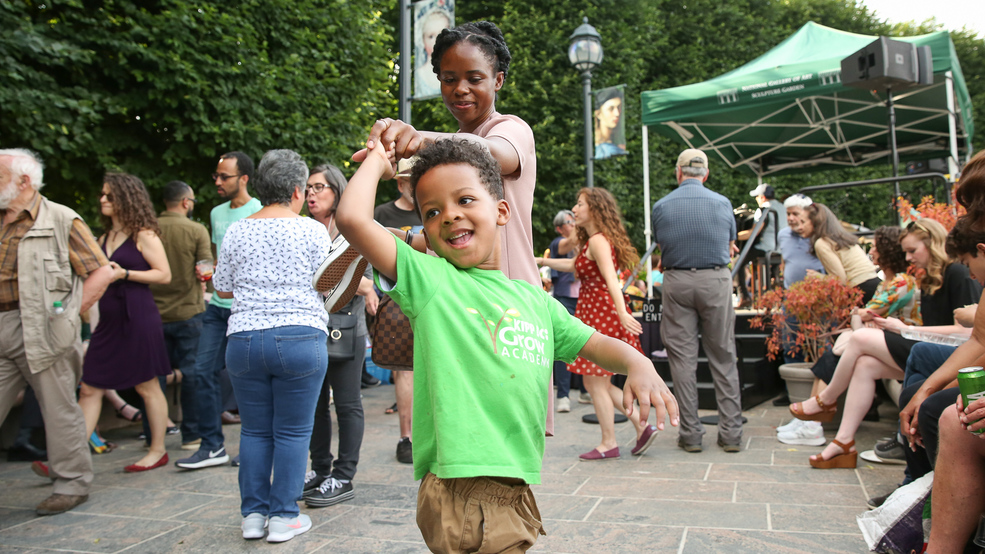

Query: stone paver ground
[[0, 384, 902, 553]]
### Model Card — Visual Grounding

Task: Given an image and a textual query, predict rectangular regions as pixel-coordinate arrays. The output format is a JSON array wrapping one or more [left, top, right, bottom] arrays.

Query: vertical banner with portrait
[[594, 85, 627, 159], [413, 0, 455, 99]]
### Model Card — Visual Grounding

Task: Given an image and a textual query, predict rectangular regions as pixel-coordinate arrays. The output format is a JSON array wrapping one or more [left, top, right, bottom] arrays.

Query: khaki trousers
[[661, 267, 744, 445], [0, 310, 92, 495], [417, 472, 544, 553]]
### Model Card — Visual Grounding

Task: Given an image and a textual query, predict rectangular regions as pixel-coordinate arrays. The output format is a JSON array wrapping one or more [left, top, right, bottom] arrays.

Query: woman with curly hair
[[857, 225, 921, 324], [79, 173, 173, 472], [790, 218, 980, 469], [538, 188, 656, 460]]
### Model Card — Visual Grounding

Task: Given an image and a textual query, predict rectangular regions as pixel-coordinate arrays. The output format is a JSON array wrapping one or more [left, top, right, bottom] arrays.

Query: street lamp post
[[568, 17, 603, 188]]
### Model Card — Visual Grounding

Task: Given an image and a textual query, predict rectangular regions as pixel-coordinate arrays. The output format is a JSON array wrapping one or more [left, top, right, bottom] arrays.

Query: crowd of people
[[1, 16, 984, 553]]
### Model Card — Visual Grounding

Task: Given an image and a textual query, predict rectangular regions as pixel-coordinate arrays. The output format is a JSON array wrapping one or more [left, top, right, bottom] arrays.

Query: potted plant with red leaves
[[750, 275, 863, 401]]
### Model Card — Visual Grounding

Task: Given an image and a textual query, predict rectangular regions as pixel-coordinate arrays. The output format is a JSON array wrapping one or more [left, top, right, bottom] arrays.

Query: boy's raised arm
[[337, 141, 399, 283], [578, 333, 680, 431]]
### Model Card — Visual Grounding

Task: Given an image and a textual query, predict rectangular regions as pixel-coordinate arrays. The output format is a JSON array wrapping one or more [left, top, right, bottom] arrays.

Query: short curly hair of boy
[[409, 139, 504, 213]]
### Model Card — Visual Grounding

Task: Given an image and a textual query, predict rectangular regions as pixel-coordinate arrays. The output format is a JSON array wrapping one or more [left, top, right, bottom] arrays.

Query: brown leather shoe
[[36, 493, 88, 515], [221, 411, 241, 425]]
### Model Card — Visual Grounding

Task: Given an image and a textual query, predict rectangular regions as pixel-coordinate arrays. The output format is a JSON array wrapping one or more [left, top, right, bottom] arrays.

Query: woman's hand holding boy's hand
[[352, 118, 425, 163], [353, 130, 397, 180], [623, 362, 679, 431]]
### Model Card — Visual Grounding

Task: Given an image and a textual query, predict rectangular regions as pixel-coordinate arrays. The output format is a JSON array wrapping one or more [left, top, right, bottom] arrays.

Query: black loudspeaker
[[841, 37, 931, 91]]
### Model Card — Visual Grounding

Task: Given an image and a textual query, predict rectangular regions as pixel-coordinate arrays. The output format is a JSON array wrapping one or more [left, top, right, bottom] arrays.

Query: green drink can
[[958, 366, 985, 435]]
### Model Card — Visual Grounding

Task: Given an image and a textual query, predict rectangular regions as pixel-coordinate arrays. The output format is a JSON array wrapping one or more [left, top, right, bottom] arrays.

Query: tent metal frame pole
[[886, 87, 901, 222], [398, 0, 412, 124], [945, 70, 960, 182], [642, 124, 652, 298]]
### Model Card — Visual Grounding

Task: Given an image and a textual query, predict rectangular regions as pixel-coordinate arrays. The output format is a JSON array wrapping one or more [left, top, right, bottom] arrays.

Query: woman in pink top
[[355, 21, 538, 286]]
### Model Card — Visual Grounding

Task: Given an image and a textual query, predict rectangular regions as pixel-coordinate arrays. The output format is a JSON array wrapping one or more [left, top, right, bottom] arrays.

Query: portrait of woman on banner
[[413, 0, 454, 99], [594, 86, 627, 160]]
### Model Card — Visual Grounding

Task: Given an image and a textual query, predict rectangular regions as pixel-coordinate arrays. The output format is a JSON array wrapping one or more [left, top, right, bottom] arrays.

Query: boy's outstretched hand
[[623, 363, 679, 431], [579, 333, 680, 430]]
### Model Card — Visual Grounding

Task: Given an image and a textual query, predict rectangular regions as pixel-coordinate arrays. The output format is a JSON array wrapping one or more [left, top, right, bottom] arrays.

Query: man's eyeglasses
[[183, 197, 198, 204], [212, 173, 242, 182]]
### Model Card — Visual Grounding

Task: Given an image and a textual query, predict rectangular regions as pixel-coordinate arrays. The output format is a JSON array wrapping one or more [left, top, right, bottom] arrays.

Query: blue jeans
[[190, 304, 231, 451], [903, 342, 955, 388], [163, 314, 204, 440], [553, 295, 579, 399], [226, 326, 327, 518]]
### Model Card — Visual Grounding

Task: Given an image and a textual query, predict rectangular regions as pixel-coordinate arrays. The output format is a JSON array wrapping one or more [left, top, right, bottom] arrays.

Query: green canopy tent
[[639, 21, 974, 249]]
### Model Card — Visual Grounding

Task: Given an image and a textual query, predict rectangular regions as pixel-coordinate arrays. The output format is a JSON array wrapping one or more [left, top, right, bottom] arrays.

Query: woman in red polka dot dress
[[538, 188, 659, 461]]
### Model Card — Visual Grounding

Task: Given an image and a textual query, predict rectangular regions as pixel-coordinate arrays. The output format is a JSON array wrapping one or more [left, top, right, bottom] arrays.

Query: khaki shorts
[[417, 472, 545, 554]]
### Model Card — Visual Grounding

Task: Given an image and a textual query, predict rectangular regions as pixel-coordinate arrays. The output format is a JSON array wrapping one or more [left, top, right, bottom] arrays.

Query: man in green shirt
[[176, 152, 261, 470], [149, 181, 212, 451]]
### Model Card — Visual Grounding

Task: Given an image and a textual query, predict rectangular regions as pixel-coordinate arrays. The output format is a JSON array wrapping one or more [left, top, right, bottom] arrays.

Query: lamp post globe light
[[568, 17, 603, 188]]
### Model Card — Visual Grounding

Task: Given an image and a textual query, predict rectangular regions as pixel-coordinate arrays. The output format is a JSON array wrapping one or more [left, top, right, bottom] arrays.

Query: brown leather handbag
[[371, 294, 413, 371]]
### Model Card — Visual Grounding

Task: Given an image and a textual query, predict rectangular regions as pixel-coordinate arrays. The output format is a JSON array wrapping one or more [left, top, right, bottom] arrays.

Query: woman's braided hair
[[431, 21, 511, 78]]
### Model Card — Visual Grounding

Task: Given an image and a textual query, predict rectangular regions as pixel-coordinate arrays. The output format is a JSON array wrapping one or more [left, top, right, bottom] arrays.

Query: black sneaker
[[677, 437, 702, 453], [302, 470, 328, 499], [305, 477, 354, 508], [231, 454, 241, 467], [396, 437, 413, 464], [873, 435, 906, 465], [175, 446, 229, 469]]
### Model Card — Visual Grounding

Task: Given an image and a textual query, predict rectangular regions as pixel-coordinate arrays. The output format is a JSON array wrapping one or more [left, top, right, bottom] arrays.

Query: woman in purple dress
[[78, 173, 173, 472]]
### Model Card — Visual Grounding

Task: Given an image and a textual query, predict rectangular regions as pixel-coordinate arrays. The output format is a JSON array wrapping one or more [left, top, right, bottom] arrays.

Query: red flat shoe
[[579, 446, 620, 461], [32, 461, 53, 480], [125, 453, 169, 473], [631, 425, 658, 456]]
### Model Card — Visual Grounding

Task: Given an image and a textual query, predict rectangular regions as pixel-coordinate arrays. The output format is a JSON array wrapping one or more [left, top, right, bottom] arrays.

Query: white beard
[[0, 181, 18, 210]]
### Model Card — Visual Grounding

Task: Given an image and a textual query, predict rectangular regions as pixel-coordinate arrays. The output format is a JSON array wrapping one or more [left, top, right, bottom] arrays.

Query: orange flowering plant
[[750, 275, 863, 363], [897, 194, 964, 232]]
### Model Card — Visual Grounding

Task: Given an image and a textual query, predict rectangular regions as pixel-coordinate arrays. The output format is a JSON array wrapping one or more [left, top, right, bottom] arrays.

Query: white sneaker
[[266, 514, 312, 543], [578, 392, 593, 404], [241, 513, 267, 540], [777, 421, 825, 446], [776, 418, 805, 434], [556, 397, 571, 413]]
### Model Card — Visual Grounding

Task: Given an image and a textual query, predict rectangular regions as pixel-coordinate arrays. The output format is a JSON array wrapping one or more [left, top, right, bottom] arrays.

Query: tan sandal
[[809, 439, 856, 469], [789, 394, 836, 423]]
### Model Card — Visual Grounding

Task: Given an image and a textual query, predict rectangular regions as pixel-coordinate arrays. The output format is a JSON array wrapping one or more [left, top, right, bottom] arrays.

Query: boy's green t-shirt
[[376, 237, 595, 484], [209, 198, 262, 309]]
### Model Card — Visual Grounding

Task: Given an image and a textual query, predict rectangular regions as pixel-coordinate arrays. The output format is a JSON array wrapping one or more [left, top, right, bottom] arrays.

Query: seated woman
[[800, 202, 881, 303], [855, 226, 921, 326], [790, 218, 981, 468]]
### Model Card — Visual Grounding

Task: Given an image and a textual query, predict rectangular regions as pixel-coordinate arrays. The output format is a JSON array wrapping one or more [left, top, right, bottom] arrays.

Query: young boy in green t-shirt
[[338, 138, 679, 552]]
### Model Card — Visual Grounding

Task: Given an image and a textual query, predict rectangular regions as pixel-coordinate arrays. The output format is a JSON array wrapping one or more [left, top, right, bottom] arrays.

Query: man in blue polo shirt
[[651, 148, 743, 453]]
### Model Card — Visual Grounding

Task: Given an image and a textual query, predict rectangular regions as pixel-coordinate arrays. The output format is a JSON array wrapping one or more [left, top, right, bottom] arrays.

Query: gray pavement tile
[[125, 521, 334, 553], [304, 536, 428, 553], [681, 528, 868, 553], [646, 446, 774, 464], [574, 476, 736, 502], [736, 482, 867, 507], [770, 503, 865, 534], [0, 477, 52, 510], [587, 497, 769, 529], [530, 472, 589, 495], [533, 520, 682, 553], [0, 512, 182, 552], [855, 465, 907, 492], [567, 459, 710, 481], [72, 485, 221, 519], [170, 470, 241, 495], [534, 493, 603, 521], [343, 483, 419, 510], [309, 506, 423, 544], [348, 462, 416, 486], [707, 463, 860, 485], [0, 507, 35, 531]]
